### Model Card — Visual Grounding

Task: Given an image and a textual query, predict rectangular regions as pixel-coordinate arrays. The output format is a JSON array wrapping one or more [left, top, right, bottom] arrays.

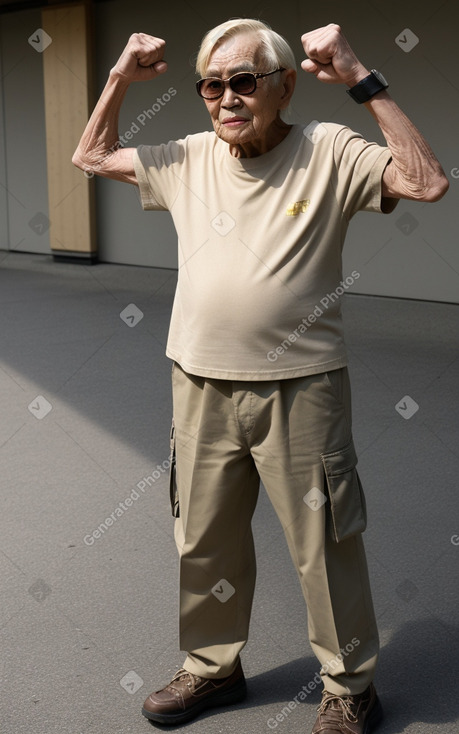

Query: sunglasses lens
[[199, 79, 224, 98], [231, 73, 256, 95], [197, 73, 257, 98]]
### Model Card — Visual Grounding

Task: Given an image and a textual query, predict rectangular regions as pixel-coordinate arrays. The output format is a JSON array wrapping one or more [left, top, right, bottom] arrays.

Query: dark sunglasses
[[196, 68, 285, 100]]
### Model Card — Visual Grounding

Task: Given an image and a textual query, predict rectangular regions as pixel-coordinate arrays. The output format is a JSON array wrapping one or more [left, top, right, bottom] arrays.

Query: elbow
[[387, 166, 450, 203], [423, 175, 449, 202], [72, 148, 97, 177], [403, 174, 450, 203], [72, 151, 82, 169], [72, 149, 87, 172], [418, 168, 450, 202]]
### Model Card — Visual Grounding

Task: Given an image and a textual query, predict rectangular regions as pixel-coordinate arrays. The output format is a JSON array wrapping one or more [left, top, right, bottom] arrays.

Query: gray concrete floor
[[1, 251, 458, 734]]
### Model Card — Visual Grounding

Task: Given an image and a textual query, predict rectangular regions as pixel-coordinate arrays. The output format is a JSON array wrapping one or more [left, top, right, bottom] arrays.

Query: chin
[[214, 123, 254, 144]]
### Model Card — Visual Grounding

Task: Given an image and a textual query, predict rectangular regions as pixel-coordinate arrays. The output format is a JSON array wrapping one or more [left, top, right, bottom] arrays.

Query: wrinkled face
[[202, 33, 290, 148]]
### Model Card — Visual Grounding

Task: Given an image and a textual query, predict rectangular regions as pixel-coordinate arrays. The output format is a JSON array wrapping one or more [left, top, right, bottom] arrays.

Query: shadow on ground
[[144, 617, 459, 731]]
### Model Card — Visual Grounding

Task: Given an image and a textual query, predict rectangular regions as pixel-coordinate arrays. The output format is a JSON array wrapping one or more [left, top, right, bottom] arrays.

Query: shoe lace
[[317, 693, 359, 724], [168, 669, 201, 692]]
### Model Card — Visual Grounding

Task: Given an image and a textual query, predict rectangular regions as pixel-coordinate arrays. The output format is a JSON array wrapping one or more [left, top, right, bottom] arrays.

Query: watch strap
[[346, 70, 388, 104]]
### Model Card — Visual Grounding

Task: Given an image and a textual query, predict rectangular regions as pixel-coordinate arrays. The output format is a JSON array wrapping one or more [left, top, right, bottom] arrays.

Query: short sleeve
[[332, 126, 396, 220], [133, 139, 187, 211]]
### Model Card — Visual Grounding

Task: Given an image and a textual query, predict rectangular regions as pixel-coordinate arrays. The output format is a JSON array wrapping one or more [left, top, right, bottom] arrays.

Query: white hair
[[196, 18, 297, 77]]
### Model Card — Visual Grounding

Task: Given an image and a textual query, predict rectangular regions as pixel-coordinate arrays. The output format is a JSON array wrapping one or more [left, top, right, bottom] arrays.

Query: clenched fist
[[111, 33, 168, 83], [301, 24, 368, 87]]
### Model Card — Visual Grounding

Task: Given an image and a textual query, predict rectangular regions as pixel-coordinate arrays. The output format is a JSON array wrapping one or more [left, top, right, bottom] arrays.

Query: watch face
[[371, 69, 388, 87]]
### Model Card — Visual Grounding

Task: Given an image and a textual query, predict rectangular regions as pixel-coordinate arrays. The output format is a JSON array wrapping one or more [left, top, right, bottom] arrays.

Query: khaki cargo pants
[[169, 362, 379, 695]]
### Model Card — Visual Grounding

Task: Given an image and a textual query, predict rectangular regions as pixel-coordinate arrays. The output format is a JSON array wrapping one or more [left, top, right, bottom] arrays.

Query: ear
[[279, 68, 296, 110]]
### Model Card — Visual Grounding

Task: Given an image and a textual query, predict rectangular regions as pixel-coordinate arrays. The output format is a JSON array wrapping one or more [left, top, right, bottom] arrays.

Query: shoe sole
[[364, 694, 384, 734], [141, 676, 247, 725]]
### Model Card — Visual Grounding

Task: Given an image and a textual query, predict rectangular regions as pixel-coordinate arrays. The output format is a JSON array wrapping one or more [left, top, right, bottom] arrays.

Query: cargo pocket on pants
[[169, 420, 179, 518], [321, 439, 366, 543]]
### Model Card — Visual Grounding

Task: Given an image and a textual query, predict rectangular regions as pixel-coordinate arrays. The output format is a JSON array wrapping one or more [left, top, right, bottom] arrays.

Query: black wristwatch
[[346, 70, 388, 103]]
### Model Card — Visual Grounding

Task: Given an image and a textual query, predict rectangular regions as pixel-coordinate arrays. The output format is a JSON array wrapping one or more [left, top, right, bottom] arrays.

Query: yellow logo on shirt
[[286, 199, 310, 216]]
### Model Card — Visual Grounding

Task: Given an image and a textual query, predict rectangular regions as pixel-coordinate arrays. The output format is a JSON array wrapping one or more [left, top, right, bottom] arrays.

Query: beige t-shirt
[[134, 123, 394, 380]]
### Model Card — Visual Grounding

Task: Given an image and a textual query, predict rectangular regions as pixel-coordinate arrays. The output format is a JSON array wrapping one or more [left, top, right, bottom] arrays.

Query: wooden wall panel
[[42, 2, 96, 260]]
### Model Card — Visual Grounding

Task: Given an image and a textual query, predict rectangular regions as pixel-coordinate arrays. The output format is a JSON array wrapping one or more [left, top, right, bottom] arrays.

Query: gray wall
[[0, 10, 50, 255], [93, 0, 211, 269], [93, 0, 458, 302], [1, 0, 457, 302], [0, 24, 7, 254]]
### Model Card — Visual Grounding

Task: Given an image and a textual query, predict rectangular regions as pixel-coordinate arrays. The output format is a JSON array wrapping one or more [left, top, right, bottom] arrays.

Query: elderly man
[[73, 18, 448, 734]]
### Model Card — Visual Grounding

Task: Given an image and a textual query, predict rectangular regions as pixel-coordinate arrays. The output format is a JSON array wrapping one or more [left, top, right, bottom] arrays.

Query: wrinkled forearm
[[364, 91, 449, 202], [72, 72, 136, 182]]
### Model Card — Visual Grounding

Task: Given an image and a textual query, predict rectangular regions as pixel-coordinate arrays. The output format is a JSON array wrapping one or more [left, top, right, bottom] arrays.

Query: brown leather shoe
[[312, 683, 383, 734], [141, 660, 247, 725]]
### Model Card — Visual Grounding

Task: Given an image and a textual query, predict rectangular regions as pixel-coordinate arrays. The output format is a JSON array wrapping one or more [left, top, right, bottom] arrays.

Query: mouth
[[221, 117, 249, 127]]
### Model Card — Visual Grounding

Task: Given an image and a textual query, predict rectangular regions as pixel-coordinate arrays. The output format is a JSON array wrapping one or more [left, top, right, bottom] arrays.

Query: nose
[[220, 84, 242, 107]]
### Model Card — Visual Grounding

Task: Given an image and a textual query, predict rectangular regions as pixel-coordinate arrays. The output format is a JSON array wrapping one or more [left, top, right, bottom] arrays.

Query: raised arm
[[300, 24, 449, 204], [72, 33, 167, 184]]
